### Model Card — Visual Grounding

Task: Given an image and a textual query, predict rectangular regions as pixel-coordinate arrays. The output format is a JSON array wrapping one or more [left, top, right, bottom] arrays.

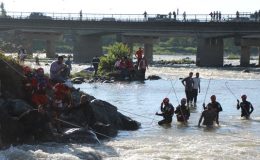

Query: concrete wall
[[197, 38, 224, 67], [73, 34, 103, 63]]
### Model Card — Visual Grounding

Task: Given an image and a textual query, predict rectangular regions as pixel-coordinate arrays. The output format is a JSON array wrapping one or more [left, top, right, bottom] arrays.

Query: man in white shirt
[[192, 72, 200, 107]]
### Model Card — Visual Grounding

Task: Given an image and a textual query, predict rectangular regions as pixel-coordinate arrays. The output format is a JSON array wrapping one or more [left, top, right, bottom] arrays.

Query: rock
[[71, 77, 85, 84], [118, 113, 141, 130], [90, 99, 141, 130], [92, 122, 117, 139], [18, 110, 53, 142], [61, 128, 100, 144], [147, 75, 161, 80], [242, 69, 250, 73], [0, 108, 25, 148], [2, 99, 33, 117]]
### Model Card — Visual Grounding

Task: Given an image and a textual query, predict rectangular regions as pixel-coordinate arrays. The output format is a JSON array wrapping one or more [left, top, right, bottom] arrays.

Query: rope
[[171, 79, 188, 124], [150, 79, 177, 125], [224, 81, 238, 100], [203, 73, 213, 104], [224, 81, 252, 117], [118, 108, 156, 120], [55, 118, 113, 139]]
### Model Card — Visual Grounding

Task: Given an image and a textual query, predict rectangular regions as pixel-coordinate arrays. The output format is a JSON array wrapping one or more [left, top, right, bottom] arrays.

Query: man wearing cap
[[156, 98, 174, 125], [237, 95, 254, 119]]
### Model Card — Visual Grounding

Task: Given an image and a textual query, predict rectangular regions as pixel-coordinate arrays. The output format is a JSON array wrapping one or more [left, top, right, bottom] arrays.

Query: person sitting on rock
[[175, 98, 190, 123], [22, 66, 36, 104], [31, 68, 52, 112], [51, 82, 73, 133], [50, 56, 69, 83], [52, 82, 73, 112], [156, 97, 174, 125], [114, 58, 121, 71], [119, 56, 129, 79], [126, 57, 135, 79]]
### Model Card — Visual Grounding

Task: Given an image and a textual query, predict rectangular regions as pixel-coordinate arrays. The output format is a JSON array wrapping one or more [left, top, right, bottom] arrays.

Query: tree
[[99, 42, 130, 73]]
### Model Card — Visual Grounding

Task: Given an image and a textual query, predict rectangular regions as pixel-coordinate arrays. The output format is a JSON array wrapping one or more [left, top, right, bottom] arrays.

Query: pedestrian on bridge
[[183, 11, 186, 21], [143, 11, 147, 20], [79, 10, 82, 21]]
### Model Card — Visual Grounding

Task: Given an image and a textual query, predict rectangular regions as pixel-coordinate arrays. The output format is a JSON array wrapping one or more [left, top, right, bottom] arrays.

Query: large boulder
[[18, 110, 53, 142], [0, 108, 25, 149], [90, 99, 141, 130], [60, 128, 100, 144], [1, 99, 33, 117]]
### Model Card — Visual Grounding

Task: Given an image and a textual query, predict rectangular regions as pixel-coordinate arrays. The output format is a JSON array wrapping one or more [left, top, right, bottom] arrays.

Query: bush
[[99, 43, 130, 73], [227, 53, 239, 59]]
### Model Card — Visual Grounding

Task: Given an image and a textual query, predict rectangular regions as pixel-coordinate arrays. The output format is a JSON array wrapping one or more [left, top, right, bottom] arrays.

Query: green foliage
[[226, 53, 239, 59], [71, 70, 93, 79], [99, 42, 130, 73]]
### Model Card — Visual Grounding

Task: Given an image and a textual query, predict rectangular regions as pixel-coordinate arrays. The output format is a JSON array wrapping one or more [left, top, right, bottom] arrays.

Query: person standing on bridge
[[168, 12, 172, 19], [173, 11, 176, 20], [143, 11, 147, 20], [79, 10, 82, 21], [236, 11, 239, 19], [183, 11, 186, 21]]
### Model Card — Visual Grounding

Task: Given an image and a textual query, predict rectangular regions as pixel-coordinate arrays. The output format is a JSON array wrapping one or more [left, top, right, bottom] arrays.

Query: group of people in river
[[156, 72, 255, 128], [22, 55, 95, 133], [114, 47, 148, 80]]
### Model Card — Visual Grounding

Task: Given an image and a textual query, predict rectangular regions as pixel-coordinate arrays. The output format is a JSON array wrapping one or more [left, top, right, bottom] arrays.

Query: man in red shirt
[[135, 47, 143, 65]]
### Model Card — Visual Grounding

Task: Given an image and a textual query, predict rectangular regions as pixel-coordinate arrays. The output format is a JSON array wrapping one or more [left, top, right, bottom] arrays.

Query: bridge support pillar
[[73, 35, 102, 63], [144, 43, 153, 63], [240, 46, 250, 67], [197, 38, 223, 67], [46, 40, 56, 58]]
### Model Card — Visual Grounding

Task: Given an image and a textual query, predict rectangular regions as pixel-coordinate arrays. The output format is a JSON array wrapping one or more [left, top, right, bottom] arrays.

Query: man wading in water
[[156, 98, 174, 125], [237, 95, 254, 119]]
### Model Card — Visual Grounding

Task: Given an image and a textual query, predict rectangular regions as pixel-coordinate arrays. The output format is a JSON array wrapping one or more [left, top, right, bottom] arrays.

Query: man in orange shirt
[[135, 47, 143, 65]]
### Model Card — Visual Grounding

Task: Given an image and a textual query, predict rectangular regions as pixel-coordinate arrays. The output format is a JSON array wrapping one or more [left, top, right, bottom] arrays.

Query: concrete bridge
[[1, 12, 260, 66]]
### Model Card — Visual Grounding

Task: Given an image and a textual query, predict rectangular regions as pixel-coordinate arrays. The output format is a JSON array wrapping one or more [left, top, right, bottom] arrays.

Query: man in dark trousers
[[92, 56, 100, 76], [182, 72, 194, 107]]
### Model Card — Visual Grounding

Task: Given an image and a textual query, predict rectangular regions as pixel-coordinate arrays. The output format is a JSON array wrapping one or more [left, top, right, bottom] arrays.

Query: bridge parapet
[[1, 11, 259, 23]]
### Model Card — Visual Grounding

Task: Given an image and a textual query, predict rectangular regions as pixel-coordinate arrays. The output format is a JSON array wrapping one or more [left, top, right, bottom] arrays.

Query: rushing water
[[1, 57, 260, 159]]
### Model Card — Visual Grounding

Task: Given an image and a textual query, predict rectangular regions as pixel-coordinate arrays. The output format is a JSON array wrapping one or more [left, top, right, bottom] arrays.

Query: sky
[[1, 0, 260, 15]]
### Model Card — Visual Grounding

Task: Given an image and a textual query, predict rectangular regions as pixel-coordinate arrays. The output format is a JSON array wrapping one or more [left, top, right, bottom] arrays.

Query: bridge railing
[[1, 11, 258, 23]]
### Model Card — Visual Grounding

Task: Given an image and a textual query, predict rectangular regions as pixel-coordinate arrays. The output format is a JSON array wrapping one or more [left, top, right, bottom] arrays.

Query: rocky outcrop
[[0, 55, 141, 149]]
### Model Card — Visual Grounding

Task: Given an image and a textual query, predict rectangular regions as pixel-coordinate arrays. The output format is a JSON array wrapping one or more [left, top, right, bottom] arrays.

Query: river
[[1, 56, 260, 159]]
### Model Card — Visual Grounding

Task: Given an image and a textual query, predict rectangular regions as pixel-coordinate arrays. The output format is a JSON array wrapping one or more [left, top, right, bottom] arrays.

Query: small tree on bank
[[99, 42, 130, 73]]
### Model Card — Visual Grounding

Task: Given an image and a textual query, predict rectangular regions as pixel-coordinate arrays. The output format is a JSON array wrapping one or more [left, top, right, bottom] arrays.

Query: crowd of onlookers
[[114, 47, 148, 80]]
